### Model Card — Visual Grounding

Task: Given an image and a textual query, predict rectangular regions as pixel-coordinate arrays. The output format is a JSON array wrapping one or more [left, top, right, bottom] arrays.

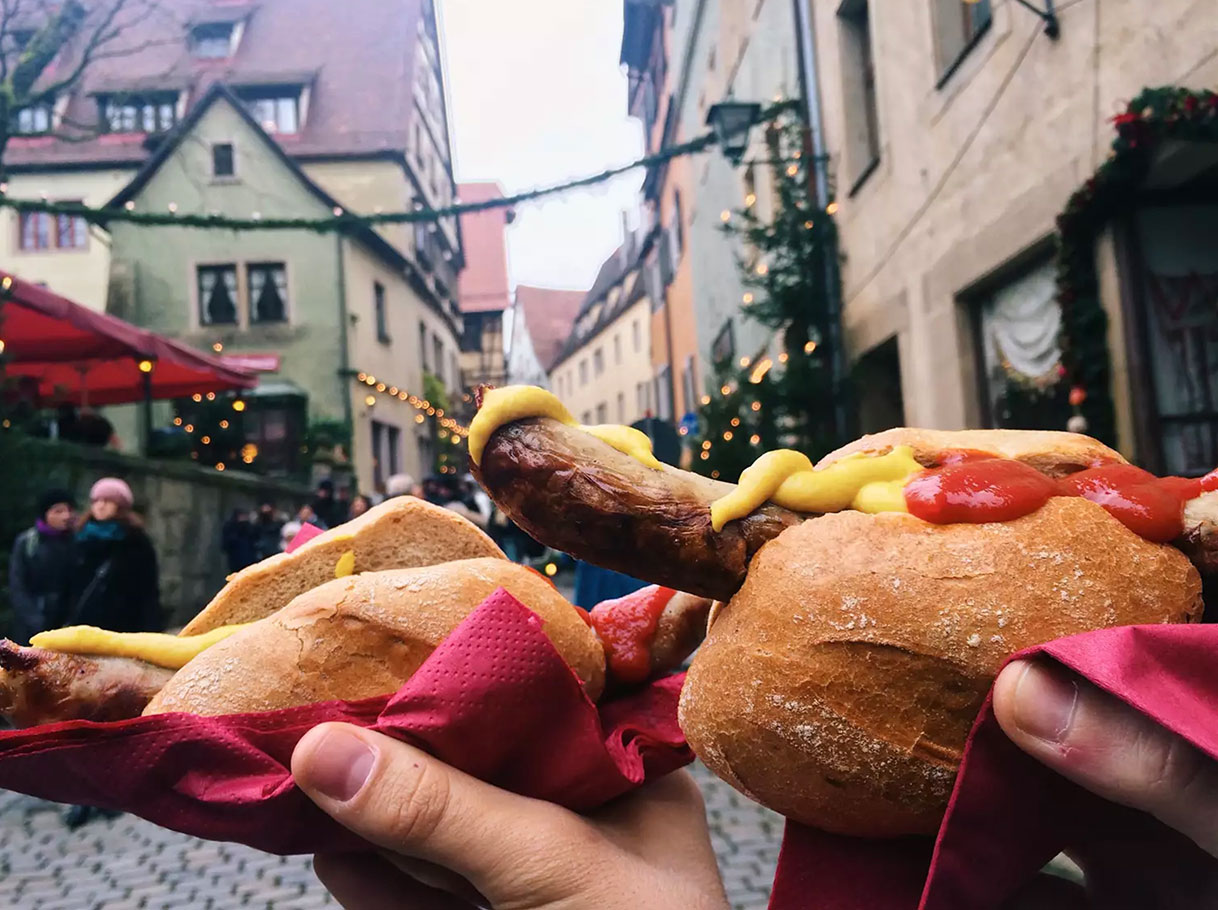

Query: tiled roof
[[514, 285, 584, 373], [457, 182, 513, 314], [7, 0, 426, 169]]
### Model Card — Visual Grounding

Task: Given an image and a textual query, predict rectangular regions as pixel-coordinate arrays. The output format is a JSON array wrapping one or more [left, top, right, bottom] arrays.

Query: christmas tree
[[693, 115, 847, 481]]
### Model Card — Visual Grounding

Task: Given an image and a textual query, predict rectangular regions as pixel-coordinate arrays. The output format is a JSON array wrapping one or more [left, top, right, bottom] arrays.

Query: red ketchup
[[589, 585, 677, 685], [903, 453, 1218, 542]]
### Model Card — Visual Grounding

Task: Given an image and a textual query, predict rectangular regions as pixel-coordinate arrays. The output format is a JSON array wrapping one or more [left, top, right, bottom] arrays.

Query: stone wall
[[7, 440, 309, 628]]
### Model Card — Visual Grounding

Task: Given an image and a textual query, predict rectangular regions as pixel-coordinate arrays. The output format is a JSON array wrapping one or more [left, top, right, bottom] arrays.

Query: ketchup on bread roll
[[468, 386, 1208, 837], [144, 559, 605, 715]]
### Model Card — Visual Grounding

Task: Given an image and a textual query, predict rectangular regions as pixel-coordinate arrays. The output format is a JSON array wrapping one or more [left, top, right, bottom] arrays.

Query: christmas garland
[[0, 101, 796, 234], [1055, 86, 1218, 446]]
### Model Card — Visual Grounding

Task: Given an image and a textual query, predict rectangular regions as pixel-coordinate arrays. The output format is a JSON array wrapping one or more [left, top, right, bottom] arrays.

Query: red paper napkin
[[769, 623, 1218, 909], [0, 589, 692, 855], [285, 521, 324, 552]]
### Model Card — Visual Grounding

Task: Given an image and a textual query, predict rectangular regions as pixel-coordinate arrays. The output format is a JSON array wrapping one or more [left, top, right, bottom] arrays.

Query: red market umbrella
[[0, 271, 255, 406]]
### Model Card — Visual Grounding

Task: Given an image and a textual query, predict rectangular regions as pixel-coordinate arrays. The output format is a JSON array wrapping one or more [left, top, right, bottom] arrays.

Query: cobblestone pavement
[[0, 763, 781, 910]]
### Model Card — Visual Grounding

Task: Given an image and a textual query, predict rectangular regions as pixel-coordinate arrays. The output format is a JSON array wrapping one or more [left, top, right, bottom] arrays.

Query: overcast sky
[[440, 0, 644, 292]]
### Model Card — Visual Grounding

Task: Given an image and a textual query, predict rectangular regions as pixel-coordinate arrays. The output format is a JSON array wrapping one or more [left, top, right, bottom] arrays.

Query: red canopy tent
[[0, 271, 255, 406]]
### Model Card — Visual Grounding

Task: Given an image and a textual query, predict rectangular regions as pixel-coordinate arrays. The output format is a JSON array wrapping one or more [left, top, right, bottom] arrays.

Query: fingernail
[[302, 727, 376, 802], [1011, 662, 1079, 745]]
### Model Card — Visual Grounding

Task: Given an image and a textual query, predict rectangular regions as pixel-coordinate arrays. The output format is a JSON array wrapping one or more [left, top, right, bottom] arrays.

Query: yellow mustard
[[335, 550, 356, 578], [30, 624, 248, 670], [709, 445, 923, 531], [469, 385, 662, 470]]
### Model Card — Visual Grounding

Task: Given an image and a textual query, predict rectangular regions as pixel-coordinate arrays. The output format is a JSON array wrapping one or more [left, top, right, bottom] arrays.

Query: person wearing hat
[[68, 477, 162, 635], [7, 488, 77, 645]]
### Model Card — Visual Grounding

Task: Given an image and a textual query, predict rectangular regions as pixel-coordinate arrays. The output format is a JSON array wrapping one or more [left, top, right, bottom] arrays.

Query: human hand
[[994, 659, 1218, 858], [292, 723, 729, 909]]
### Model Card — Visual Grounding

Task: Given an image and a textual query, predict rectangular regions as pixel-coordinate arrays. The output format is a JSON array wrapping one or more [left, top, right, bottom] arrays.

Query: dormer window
[[191, 22, 237, 59], [100, 92, 179, 133], [236, 86, 301, 135], [13, 100, 53, 135]]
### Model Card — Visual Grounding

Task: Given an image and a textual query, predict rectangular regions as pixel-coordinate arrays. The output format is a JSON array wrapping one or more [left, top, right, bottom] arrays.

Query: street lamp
[[966, 0, 1059, 38], [706, 101, 762, 165]]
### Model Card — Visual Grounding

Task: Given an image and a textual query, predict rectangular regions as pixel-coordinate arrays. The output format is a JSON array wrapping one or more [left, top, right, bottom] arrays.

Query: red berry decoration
[[1069, 386, 1087, 407]]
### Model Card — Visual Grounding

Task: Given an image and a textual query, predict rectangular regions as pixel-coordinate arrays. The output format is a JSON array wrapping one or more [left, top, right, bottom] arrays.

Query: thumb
[[292, 723, 595, 903], [993, 659, 1218, 857]]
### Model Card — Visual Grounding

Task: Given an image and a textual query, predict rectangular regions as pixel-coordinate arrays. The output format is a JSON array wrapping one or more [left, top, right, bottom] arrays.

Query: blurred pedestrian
[[70, 479, 161, 634], [7, 488, 76, 644], [385, 473, 422, 499], [253, 502, 283, 561], [63, 478, 159, 830], [220, 508, 257, 574], [349, 494, 373, 520], [311, 479, 341, 529]]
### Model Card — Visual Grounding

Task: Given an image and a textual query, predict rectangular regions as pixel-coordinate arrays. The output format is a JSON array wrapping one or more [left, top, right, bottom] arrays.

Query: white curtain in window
[[249, 265, 287, 323], [980, 259, 1061, 410]]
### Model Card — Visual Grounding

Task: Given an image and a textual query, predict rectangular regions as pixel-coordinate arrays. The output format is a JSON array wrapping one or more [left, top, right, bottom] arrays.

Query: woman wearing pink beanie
[[69, 476, 161, 635]]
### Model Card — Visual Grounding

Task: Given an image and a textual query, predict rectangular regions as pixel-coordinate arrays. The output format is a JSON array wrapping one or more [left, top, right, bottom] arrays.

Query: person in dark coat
[[253, 502, 283, 561], [311, 479, 342, 530], [7, 488, 76, 645], [220, 508, 258, 574], [69, 478, 162, 635]]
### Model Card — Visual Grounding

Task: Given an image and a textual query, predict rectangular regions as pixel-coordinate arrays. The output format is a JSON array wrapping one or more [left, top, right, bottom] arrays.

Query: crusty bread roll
[[182, 497, 504, 635], [819, 427, 1124, 477], [679, 497, 1202, 837], [147, 559, 604, 715]]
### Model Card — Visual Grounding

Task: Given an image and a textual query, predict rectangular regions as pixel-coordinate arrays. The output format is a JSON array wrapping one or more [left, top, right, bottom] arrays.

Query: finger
[[994, 660, 1218, 856], [376, 852, 486, 906], [313, 852, 471, 910], [293, 723, 597, 905]]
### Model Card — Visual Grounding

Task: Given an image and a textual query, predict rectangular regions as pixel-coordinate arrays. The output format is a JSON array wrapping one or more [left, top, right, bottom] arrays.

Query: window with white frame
[[237, 87, 301, 134], [14, 101, 52, 134], [101, 93, 178, 133], [190, 22, 236, 58]]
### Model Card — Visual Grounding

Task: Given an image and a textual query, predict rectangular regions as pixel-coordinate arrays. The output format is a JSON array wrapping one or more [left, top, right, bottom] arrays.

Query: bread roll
[[819, 427, 1124, 477], [679, 498, 1202, 837], [182, 497, 504, 635], [147, 559, 603, 715]]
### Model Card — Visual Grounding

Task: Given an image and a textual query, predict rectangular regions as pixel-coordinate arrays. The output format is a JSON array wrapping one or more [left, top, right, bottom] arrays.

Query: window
[[632, 319, 642, 352], [55, 207, 88, 249], [198, 265, 238, 325], [212, 143, 235, 177], [374, 282, 389, 343], [593, 348, 604, 376], [582, 411, 593, 425], [838, 0, 881, 190], [579, 359, 588, 385], [711, 320, 736, 365], [681, 356, 696, 416], [14, 102, 52, 134], [974, 258, 1069, 431], [419, 322, 430, 370], [595, 403, 608, 424], [101, 94, 177, 133], [617, 392, 625, 422], [636, 381, 648, 415], [672, 191, 685, 259], [433, 336, 444, 383], [371, 420, 401, 491], [191, 22, 235, 58], [237, 88, 300, 134], [613, 333, 622, 365], [247, 263, 287, 323], [18, 212, 51, 250], [932, 0, 991, 81], [654, 367, 673, 420]]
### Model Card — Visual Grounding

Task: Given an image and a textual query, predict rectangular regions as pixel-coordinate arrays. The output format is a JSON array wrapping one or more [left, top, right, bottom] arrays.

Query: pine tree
[[693, 114, 846, 481]]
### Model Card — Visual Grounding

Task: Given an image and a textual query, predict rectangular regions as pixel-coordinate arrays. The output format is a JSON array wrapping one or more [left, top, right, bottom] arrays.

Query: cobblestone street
[[0, 763, 781, 910]]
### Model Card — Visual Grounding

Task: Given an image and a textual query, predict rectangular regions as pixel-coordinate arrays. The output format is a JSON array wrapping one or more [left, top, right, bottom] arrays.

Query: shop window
[[973, 257, 1070, 431], [854, 337, 905, 433]]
